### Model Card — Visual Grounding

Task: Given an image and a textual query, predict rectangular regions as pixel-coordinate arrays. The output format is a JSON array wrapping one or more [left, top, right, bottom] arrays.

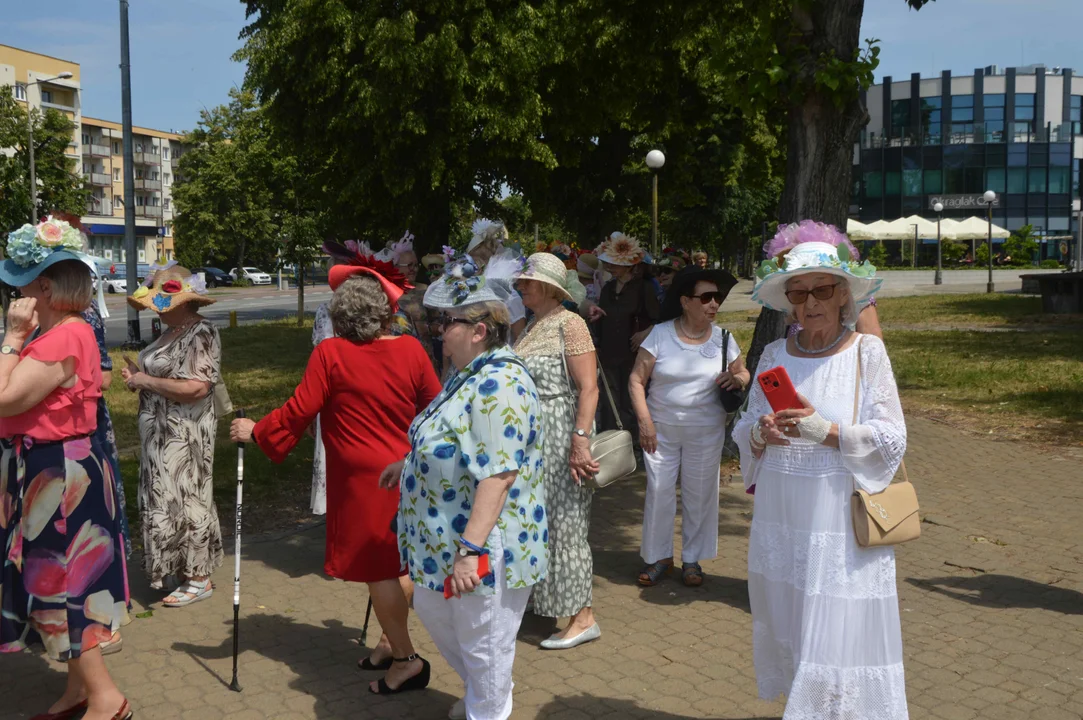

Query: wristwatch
[[573, 428, 590, 438], [457, 546, 481, 558], [0, 345, 18, 356]]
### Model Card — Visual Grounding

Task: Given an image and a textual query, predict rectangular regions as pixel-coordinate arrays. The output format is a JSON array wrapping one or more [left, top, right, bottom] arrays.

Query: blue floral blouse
[[398, 346, 548, 594]]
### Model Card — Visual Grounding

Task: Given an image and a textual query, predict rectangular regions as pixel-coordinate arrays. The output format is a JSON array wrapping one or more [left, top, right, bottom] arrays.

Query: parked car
[[194, 267, 234, 288], [229, 266, 273, 285], [100, 276, 128, 294]]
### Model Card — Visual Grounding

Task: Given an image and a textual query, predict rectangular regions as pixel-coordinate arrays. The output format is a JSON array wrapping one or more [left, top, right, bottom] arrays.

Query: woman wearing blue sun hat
[[0, 216, 133, 720]]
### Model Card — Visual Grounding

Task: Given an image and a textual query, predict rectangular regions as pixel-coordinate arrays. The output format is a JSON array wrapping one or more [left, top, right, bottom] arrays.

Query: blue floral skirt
[[0, 435, 130, 660]]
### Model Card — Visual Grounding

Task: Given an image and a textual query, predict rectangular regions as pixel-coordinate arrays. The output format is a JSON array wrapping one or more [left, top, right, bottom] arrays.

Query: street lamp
[[983, 189, 997, 293], [25, 72, 75, 223], [933, 201, 944, 285], [646, 150, 666, 257]]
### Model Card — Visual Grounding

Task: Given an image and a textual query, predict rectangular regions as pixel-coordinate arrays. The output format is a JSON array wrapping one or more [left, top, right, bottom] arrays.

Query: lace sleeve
[[732, 339, 783, 491], [840, 335, 907, 493], [562, 313, 595, 356]]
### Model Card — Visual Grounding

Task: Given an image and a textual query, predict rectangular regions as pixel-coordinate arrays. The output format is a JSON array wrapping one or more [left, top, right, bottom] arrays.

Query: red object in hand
[[757, 366, 804, 414], [161, 279, 183, 293], [444, 554, 491, 599]]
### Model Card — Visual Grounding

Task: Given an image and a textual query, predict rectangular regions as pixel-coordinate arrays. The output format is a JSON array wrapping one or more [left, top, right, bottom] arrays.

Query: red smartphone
[[443, 553, 492, 599], [757, 366, 803, 414]]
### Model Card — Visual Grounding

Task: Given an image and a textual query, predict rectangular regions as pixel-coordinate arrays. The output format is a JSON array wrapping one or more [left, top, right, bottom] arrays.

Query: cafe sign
[[928, 193, 1000, 210]]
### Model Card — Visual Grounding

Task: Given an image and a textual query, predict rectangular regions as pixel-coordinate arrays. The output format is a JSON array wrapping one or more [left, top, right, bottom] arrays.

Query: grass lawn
[[107, 319, 318, 541]]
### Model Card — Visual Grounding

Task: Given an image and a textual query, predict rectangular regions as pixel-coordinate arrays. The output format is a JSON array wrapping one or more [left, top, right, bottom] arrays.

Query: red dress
[[254, 335, 441, 582]]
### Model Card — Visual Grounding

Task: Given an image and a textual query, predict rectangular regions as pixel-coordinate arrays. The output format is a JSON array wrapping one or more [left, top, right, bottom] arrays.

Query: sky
[[2, 0, 1082, 134]]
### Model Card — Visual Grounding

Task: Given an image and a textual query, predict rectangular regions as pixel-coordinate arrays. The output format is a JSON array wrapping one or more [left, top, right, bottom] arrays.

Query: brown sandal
[[637, 559, 673, 586], [682, 562, 704, 587]]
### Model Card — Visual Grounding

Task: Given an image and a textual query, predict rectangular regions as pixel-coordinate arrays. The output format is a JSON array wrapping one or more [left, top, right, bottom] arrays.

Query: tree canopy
[[0, 87, 87, 235]]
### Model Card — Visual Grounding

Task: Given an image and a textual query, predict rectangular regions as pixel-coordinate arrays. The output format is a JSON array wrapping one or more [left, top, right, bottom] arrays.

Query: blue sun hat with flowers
[[751, 220, 882, 318], [1, 216, 89, 286]]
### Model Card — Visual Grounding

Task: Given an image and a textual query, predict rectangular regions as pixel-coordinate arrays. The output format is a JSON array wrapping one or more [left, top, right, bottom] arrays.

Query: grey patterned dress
[[514, 309, 596, 617], [137, 319, 224, 585]]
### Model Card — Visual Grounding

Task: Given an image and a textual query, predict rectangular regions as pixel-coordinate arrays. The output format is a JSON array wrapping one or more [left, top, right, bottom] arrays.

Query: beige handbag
[[849, 338, 921, 548], [556, 326, 637, 490]]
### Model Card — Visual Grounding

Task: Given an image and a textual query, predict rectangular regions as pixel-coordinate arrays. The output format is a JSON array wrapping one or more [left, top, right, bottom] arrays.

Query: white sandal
[[163, 579, 213, 607]]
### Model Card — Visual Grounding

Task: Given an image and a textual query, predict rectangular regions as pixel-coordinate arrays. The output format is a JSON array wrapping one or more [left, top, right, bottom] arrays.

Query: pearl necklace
[[678, 317, 708, 340], [794, 328, 847, 355]]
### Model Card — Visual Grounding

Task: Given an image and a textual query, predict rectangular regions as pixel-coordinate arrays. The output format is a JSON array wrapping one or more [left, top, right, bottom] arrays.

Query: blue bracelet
[[458, 536, 486, 554]]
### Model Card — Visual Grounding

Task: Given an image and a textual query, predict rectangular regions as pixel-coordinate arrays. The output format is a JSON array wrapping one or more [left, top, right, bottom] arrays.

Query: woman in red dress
[[231, 244, 440, 694]]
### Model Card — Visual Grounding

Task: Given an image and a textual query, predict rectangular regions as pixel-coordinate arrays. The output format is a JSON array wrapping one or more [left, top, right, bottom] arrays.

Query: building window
[[1048, 167, 1070, 194], [113, 168, 121, 181], [113, 141, 121, 154], [41, 90, 53, 104], [986, 168, 1006, 193], [164, 198, 171, 210], [163, 147, 170, 160], [1028, 168, 1047, 193], [864, 172, 883, 198], [923, 169, 942, 193], [114, 196, 124, 209], [902, 169, 922, 196], [944, 168, 964, 193], [82, 133, 90, 145], [1007, 168, 1027, 193], [136, 195, 145, 207], [82, 162, 90, 174], [884, 171, 901, 196], [164, 173, 171, 185], [14, 83, 27, 101], [920, 97, 942, 142], [1070, 96, 1081, 134], [890, 99, 910, 139]]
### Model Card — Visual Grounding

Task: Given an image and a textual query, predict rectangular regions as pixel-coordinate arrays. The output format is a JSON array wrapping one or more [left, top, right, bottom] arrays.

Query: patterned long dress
[[514, 308, 596, 617], [137, 319, 224, 585]]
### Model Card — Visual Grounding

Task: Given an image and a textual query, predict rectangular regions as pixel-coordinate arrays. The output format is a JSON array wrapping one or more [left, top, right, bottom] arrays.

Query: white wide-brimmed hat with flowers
[[423, 255, 503, 310], [517, 252, 585, 302], [128, 261, 216, 313], [751, 220, 881, 313], [595, 232, 645, 266]]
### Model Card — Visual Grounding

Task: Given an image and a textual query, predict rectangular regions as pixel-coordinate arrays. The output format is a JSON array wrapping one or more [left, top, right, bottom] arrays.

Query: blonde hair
[[40, 260, 93, 312], [459, 300, 510, 349]]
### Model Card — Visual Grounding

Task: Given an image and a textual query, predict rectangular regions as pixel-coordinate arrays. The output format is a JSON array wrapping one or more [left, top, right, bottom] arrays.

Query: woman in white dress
[[734, 221, 908, 720], [309, 302, 333, 515]]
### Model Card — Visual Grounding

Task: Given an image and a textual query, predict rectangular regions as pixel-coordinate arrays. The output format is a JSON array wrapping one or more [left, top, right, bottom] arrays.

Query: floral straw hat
[[128, 261, 216, 313], [517, 252, 583, 302], [0, 216, 90, 286], [751, 220, 882, 313], [595, 232, 646, 266]]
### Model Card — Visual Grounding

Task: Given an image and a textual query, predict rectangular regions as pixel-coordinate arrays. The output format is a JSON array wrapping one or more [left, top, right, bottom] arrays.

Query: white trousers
[[413, 532, 530, 720], [641, 422, 725, 564]]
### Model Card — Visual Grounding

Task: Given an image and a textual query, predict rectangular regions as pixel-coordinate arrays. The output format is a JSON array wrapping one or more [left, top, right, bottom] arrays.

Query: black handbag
[[718, 330, 744, 414]]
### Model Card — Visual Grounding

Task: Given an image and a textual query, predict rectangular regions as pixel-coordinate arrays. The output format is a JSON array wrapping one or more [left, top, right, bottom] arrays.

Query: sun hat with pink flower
[[0, 216, 88, 286], [595, 232, 646, 266]]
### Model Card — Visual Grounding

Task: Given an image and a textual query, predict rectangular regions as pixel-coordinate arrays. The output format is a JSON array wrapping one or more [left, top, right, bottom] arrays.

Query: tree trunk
[[745, 0, 869, 377], [297, 263, 305, 326]]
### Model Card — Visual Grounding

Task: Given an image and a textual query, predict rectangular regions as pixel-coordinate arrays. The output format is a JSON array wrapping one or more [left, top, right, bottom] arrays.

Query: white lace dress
[[733, 335, 909, 720], [309, 303, 333, 515]]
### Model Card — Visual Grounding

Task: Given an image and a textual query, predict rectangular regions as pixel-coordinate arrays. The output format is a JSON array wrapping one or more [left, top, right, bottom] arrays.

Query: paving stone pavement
[[3, 416, 1081, 719]]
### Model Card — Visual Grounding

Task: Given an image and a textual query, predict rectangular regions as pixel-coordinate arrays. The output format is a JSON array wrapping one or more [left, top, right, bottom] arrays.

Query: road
[[92, 268, 1058, 346], [99, 284, 333, 348]]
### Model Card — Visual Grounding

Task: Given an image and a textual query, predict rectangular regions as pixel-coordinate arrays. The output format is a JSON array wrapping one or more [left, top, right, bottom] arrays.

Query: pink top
[[0, 321, 103, 441]]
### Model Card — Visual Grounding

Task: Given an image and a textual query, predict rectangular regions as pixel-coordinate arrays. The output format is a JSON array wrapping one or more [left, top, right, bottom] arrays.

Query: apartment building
[[80, 117, 183, 262], [2, 45, 184, 263], [0, 43, 82, 166]]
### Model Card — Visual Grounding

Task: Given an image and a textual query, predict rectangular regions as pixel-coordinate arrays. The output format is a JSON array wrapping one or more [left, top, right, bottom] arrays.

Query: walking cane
[[359, 597, 373, 646], [229, 408, 246, 693]]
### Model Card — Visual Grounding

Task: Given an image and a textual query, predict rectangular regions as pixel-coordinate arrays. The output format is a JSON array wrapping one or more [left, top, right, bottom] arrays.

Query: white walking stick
[[230, 408, 246, 692]]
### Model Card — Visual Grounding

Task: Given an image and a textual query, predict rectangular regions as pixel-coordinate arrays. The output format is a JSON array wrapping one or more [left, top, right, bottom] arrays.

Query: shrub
[[1040, 259, 1063, 269], [941, 240, 967, 264], [233, 277, 251, 288], [867, 242, 888, 268]]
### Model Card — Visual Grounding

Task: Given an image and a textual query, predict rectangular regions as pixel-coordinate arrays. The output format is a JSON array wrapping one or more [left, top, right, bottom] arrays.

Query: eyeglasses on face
[[687, 291, 724, 305], [397, 262, 418, 271], [437, 314, 488, 331], [784, 283, 840, 305]]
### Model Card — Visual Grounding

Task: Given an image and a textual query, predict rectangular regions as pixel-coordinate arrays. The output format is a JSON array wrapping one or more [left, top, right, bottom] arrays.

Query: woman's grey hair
[[785, 275, 858, 328], [39, 259, 93, 313], [456, 300, 510, 350], [329, 275, 392, 343]]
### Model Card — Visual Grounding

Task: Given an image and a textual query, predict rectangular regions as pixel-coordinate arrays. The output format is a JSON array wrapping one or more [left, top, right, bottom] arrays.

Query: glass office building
[[854, 65, 1082, 259]]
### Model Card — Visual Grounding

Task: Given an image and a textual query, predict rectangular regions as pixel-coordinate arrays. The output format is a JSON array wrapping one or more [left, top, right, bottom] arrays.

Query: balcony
[[132, 152, 161, 166], [134, 178, 162, 191], [82, 143, 110, 157], [135, 205, 163, 218], [85, 172, 112, 187], [170, 156, 181, 169]]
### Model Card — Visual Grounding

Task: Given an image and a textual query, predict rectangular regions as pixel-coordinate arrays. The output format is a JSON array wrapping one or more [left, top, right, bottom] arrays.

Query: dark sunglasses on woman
[[688, 291, 725, 305], [784, 283, 840, 305], [437, 314, 488, 331]]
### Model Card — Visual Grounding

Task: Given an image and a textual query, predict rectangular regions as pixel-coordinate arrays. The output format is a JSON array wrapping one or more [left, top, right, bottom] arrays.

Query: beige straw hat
[[518, 252, 580, 302], [127, 264, 216, 314]]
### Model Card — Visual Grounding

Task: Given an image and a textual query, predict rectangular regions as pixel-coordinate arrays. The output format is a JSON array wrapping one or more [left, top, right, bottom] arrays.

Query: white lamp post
[[646, 150, 666, 256], [25, 71, 74, 222], [983, 190, 997, 293], [933, 201, 944, 285]]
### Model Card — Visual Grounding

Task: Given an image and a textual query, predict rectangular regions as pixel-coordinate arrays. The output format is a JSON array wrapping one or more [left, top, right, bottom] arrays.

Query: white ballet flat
[[539, 622, 601, 650]]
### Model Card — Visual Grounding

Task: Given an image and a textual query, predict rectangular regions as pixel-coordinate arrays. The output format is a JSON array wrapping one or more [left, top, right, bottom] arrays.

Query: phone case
[[757, 366, 803, 414], [444, 553, 492, 599]]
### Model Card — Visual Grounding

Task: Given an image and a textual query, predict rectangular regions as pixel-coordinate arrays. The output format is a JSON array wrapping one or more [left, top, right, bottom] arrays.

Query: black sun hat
[[660, 267, 738, 322]]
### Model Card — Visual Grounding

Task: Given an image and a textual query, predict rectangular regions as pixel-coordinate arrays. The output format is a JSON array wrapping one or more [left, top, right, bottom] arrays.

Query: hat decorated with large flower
[[751, 220, 881, 313], [0, 216, 89, 286], [595, 232, 645, 266], [127, 262, 216, 314]]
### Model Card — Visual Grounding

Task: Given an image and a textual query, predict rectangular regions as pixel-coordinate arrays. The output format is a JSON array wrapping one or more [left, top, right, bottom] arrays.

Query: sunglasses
[[437, 314, 488, 331], [687, 291, 725, 305], [784, 283, 840, 304]]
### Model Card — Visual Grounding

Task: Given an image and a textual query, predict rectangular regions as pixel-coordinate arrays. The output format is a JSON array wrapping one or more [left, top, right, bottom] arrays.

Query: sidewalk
[[3, 416, 1081, 719]]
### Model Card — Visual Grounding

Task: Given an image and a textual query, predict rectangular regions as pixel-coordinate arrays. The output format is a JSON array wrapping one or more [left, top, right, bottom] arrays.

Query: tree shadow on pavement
[[0, 646, 71, 719], [908, 574, 1083, 615], [536, 694, 781, 719], [173, 613, 455, 718]]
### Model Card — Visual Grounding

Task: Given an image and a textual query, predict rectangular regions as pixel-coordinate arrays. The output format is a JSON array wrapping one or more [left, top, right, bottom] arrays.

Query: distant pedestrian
[[692, 251, 709, 269]]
